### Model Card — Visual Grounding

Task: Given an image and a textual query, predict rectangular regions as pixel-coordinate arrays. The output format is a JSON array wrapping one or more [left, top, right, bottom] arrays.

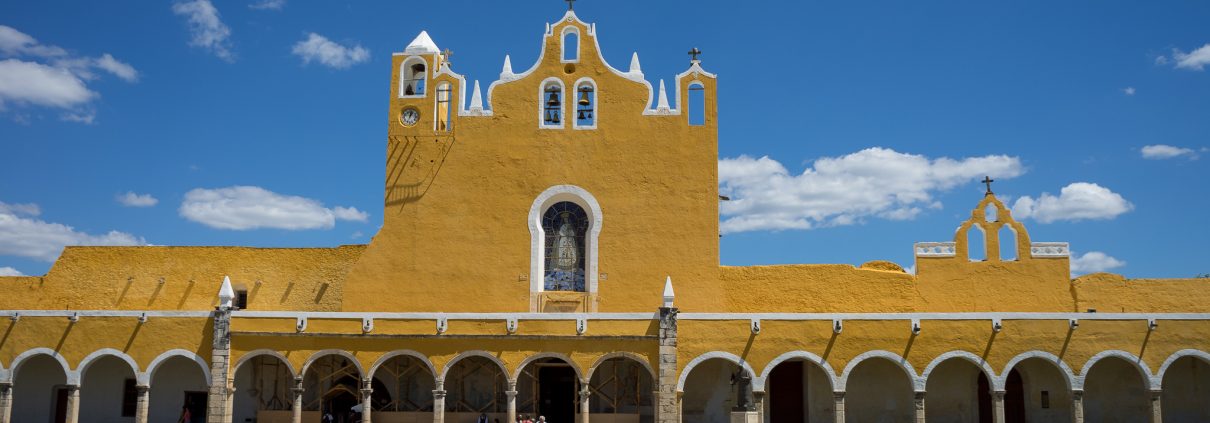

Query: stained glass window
[[543, 201, 588, 291]]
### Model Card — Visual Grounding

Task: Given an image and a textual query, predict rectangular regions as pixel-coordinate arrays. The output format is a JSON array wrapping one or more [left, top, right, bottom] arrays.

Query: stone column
[[1149, 389, 1162, 423], [433, 380, 446, 423], [361, 378, 374, 423], [291, 377, 304, 423], [656, 306, 679, 423], [832, 392, 845, 423], [208, 307, 233, 423], [64, 384, 80, 423], [0, 382, 12, 423], [134, 385, 150, 423], [753, 391, 766, 423], [506, 382, 518, 423], [913, 391, 925, 423], [991, 390, 1006, 423], [579, 383, 591, 423], [1071, 390, 1084, 423]]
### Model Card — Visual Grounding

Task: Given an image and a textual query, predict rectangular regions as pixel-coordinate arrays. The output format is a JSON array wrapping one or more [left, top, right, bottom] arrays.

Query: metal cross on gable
[[566, 0, 575, 10], [983, 176, 995, 195], [689, 47, 702, 61]]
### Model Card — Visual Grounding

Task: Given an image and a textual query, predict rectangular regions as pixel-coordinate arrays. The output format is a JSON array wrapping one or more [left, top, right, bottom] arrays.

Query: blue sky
[[1, 0, 1208, 278]]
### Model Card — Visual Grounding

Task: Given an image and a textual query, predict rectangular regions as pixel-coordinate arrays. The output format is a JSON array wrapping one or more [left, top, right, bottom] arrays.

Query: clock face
[[400, 107, 420, 127]]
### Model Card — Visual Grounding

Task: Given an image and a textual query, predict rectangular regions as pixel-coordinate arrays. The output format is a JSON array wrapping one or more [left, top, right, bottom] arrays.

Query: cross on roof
[[689, 47, 702, 61], [982, 176, 995, 195], [566, 0, 575, 10]]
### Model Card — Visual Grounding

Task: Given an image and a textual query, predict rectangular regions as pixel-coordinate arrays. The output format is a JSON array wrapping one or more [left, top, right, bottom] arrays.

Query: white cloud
[[1172, 43, 1210, 71], [1122, 87, 1135, 96], [116, 192, 159, 207], [1011, 183, 1132, 224], [1070, 251, 1126, 275], [1141, 144, 1199, 160], [249, 0, 286, 10], [717, 147, 1025, 233], [179, 186, 367, 230], [0, 201, 147, 262], [0, 26, 137, 121], [291, 33, 370, 69], [173, 0, 234, 62], [0, 266, 23, 276]]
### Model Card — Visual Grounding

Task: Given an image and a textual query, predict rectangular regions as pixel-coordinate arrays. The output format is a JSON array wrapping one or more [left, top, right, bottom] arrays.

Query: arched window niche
[[561, 26, 580, 63], [573, 77, 597, 130], [435, 82, 453, 132], [529, 185, 602, 312], [687, 81, 705, 126], [539, 78, 565, 129], [400, 57, 427, 97]]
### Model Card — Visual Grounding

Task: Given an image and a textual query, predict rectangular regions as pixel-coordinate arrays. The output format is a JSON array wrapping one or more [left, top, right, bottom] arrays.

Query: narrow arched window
[[543, 201, 588, 292], [967, 226, 986, 262], [687, 82, 705, 126], [999, 225, 1018, 261], [562, 28, 579, 62], [400, 58, 427, 97], [435, 82, 452, 131], [574, 80, 596, 129], [541, 79, 564, 128]]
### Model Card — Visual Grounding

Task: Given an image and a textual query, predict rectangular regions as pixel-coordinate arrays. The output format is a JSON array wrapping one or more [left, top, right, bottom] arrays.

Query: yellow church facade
[[2, 8, 1209, 423]]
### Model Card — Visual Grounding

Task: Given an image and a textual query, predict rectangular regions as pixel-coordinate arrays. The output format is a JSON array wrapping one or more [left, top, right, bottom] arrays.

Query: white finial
[[629, 52, 642, 75], [657, 79, 670, 111], [501, 55, 514, 78], [663, 276, 675, 308], [470, 80, 483, 112], [218, 275, 235, 309], [405, 31, 440, 55]]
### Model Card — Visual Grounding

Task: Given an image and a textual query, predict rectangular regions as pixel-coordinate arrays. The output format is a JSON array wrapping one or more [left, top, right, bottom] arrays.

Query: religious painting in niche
[[543, 201, 588, 291]]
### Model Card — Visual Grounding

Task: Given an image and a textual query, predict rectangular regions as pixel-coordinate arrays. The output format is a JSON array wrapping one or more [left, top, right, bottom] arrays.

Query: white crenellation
[[914, 242, 957, 257], [1030, 242, 1070, 258]]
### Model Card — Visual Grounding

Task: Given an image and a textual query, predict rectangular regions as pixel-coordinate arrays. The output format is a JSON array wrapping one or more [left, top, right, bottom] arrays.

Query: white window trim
[[572, 77, 597, 130], [528, 185, 602, 297], [686, 80, 706, 125], [398, 56, 429, 98], [538, 77, 566, 129], [560, 26, 580, 63]]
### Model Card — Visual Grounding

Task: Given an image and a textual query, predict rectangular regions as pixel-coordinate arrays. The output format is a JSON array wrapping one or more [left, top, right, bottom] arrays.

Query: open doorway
[[538, 365, 577, 422]]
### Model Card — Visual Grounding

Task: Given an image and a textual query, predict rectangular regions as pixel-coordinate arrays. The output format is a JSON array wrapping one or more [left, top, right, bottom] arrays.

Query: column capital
[[832, 391, 845, 400], [65, 384, 80, 392], [505, 390, 518, 398], [0, 381, 11, 390], [135, 385, 150, 394], [433, 389, 447, 400], [914, 391, 926, 400], [992, 390, 1006, 399], [361, 388, 373, 396], [1071, 389, 1084, 398]]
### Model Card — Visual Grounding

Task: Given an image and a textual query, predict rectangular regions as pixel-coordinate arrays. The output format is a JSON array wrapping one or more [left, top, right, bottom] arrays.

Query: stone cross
[[689, 47, 702, 61], [982, 176, 995, 195]]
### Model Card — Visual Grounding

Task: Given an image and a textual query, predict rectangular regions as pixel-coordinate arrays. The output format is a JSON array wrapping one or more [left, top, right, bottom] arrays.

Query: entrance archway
[[765, 358, 833, 423], [518, 357, 580, 423], [148, 355, 209, 423], [233, 354, 296, 423], [302, 354, 364, 423], [924, 358, 991, 423], [681, 358, 752, 423], [79, 355, 139, 422], [1162, 356, 1210, 421], [370, 353, 436, 420], [1083, 357, 1148, 422], [1003, 356, 1071, 422], [844, 357, 913, 422], [11, 353, 69, 423], [587, 356, 654, 422], [445, 355, 508, 421]]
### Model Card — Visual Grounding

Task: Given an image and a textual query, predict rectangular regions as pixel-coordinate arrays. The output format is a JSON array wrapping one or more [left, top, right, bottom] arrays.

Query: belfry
[[2, 6, 1210, 423]]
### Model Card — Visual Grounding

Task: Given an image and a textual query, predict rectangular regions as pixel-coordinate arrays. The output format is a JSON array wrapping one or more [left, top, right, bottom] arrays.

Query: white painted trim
[[1000, 350, 1077, 393], [399, 56, 430, 98], [0, 310, 211, 318], [538, 77, 566, 129], [230, 311, 651, 320], [528, 185, 603, 299], [560, 25, 580, 63], [586, 352, 656, 383], [571, 77, 597, 130], [220, 310, 1210, 321], [8, 347, 74, 385], [920, 351, 999, 391], [1077, 349, 1155, 390], [1030, 242, 1071, 258], [232, 349, 299, 380], [837, 350, 919, 392], [914, 242, 957, 258], [145, 349, 212, 387], [368, 350, 437, 380], [1157, 349, 1210, 384], [513, 352, 584, 383], [77, 348, 140, 386], [676, 351, 757, 393], [754, 351, 838, 392], [439, 350, 509, 383], [301, 349, 365, 377]]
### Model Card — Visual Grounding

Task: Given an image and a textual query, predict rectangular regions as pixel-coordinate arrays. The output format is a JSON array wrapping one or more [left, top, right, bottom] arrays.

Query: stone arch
[[76, 348, 140, 385], [301, 349, 365, 378], [513, 352, 584, 383], [399, 56, 428, 97], [528, 184, 604, 299], [1157, 349, 1210, 382], [1001, 350, 1077, 391], [587, 351, 655, 382], [10, 347, 75, 384], [837, 350, 920, 392], [233, 349, 299, 380], [676, 351, 757, 393], [369, 350, 438, 381], [1077, 350, 1155, 390], [920, 350, 1000, 391], [144, 349, 212, 387], [440, 350, 510, 383], [755, 350, 838, 392]]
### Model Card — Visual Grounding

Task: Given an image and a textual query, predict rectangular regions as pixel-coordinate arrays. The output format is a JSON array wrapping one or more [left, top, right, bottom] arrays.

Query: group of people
[[476, 413, 547, 423]]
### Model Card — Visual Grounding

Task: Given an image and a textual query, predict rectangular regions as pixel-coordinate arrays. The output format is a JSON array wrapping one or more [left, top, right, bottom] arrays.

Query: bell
[[544, 110, 553, 123], [551, 112, 561, 124], [578, 89, 591, 106], [577, 110, 586, 120], [546, 86, 561, 107]]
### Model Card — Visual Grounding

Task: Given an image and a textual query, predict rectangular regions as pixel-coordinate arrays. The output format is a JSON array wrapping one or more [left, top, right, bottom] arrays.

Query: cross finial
[[982, 176, 995, 195], [566, 0, 575, 10], [442, 48, 453, 59], [689, 47, 702, 62]]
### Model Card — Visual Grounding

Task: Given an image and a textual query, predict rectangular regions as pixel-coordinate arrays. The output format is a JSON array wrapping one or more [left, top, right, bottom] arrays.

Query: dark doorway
[[977, 372, 992, 423], [53, 387, 68, 423], [1005, 369, 1026, 423], [769, 361, 806, 423], [184, 391, 208, 423], [538, 365, 577, 423]]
